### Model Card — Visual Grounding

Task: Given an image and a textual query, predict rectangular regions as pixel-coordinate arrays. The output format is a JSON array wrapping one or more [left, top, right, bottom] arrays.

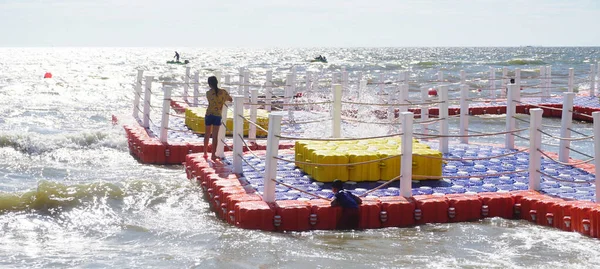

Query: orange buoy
[[44, 72, 52, 79], [428, 88, 437, 96]]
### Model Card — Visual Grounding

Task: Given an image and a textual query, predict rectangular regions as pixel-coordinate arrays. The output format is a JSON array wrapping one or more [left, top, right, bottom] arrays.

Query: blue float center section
[[224, 143, 596, 202]]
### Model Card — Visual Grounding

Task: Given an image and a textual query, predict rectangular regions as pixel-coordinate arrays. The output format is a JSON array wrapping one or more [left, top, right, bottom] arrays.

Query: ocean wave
[[0, 179, 187, 214], [504, 59, 547, 65], [0, 130, 126, 155]]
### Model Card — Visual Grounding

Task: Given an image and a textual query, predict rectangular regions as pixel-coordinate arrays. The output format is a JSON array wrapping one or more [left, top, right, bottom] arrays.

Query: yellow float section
[[185, 107, 270, 137], [295, 138, 442, 182]]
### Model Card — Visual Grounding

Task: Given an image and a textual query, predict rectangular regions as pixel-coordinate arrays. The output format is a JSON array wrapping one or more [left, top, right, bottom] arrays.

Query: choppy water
[[1, 47, 600, 268]]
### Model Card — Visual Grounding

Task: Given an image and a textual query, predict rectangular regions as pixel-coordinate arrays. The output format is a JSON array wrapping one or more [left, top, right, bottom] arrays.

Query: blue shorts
[[205, 115, 222, 126]]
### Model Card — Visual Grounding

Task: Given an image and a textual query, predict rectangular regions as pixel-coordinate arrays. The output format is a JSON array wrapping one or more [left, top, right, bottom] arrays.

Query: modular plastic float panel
[[294, 138, 442, 182], [185, 107, 270, 136]]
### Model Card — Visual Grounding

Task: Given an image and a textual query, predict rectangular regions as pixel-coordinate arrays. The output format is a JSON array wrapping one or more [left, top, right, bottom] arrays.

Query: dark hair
[[332, 179, 344, 189], [208, 76, 219, 94], [510, 78, 515, 84]]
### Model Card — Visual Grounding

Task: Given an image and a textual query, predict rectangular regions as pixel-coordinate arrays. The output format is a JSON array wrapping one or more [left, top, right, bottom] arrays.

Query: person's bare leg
[[203, 125, 212, 158], [211, 124, 220, 161]]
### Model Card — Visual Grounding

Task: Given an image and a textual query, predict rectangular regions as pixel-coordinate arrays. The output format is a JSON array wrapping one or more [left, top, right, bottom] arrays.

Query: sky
[[0, 0, 599, 47]]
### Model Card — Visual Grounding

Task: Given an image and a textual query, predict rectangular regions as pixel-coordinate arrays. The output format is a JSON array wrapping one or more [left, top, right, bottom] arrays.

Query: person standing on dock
[[331, 179, 362, 230], [204, 76, 232, 161]]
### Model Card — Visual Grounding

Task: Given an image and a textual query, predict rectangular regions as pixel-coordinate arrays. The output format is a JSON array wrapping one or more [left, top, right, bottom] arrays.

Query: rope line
[[566, 146, 595, 159], [413, 128, 527, 138], [412, 169, 527, 180], [358, 175, 401, 197], [414, 148, 527, 161], [537, 149, 595, 166], [275, 132, 404, 141], [272, 154, 403, 167], [270, 178, 331, 201], [537, 129, 594, 141], [281, 118, 333, 125], [538, 169, 595, 184]]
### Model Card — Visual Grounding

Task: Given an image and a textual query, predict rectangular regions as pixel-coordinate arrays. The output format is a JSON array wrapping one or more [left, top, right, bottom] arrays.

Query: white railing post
[[332, 84, 342, 138], [133, 69, 144, 119], [540, 66, 546, 100], [502, 67, 508, 98], [593, 112, 600, 203], [515, 68, 522, 102], [438, 71, 443, 83], [342, 68, 348, 93], [460, 70, 466, 85], [421, 87, 429, 135], [238, 68, 244, 95], [224, 74, 231, 87], [160, 85, 172, 143], [142, 76, 153, 129], [193, 71, 200, 107], [216, 102, 229, 158], [400, 112, 413, 198], [263, 112, 284, 203], [568, 68, 574, 93], [559, 92, 575, 162], [265, 70, 273, 112], [250, 89, 258, 140], [232, 96, 244, 174], [215, 71, 222, 89], [399, 84, 409, 114], [490, 67, 496, 101], [591, 64, 596, 97], [505, 83, 517, 149], [285, 73, 294, 122], [184, 67, 190, 103], [439, 86, 449, 153], [546, 65, 552, 100], [243, 71, 250, 106], [292, 66, 297, 88], [460, 84, 469, 144], [529, 108, 543, 191]]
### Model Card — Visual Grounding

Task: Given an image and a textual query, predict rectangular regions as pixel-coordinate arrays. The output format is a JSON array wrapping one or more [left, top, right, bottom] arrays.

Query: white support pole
[[420, 87, 429, 135], [460, 70, 466, 85], [224, 74, 231, 87], [263, 112, 284, 203], [529, 108, 543, 191], [142, 76, 153, 129], [387, 89, 395, 127], [540, 66, 546, 100], [265, 70, 273, 112], [250, 89, 258, 140], [291, 66, 297, 87], [437, 71, 443, 83], [546, 65, 552, 100], [243, 71, 250, 105], [238, 68, 244, 95], [490, 67, 496, 101], [591, 64, 596, 97], [160, 85, 172, 143], [285, 73, 294, 122], [502, 67, 508, 98], [459, 84, 469, 144], [593, 112, 600, 203], [193, 71, 200, 107], [505, 84, 517, 149], [559, 92, 575, 163], [332, 84, 342, 138], [358, 79, 366, 116], [184, 67, 190, 103], [232, 96, 244, 174], [568, 68, 574, 93], [515, 68, 522, 102], [439, 85, 449, 153], [399, 84, 409, 114], [216, 102, 229, 158], [400, 112, 413, 198], [215, 71, 222, 89], [133, 70, 143, 119]]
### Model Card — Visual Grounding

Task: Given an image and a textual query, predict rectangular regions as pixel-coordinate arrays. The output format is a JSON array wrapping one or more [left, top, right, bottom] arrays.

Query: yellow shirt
[[205, 88, 232, 116]]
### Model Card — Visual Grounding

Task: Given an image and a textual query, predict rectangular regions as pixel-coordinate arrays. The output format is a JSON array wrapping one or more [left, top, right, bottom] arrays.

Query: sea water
[[1, 47, 600, 268]]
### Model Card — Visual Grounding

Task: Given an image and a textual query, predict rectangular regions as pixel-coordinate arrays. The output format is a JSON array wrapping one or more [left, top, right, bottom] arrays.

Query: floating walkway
[[125, 64, 600, 238]]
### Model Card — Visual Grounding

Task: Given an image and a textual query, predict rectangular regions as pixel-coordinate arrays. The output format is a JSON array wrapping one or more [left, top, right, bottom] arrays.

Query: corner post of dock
[[528, 108, 543, 191], [233, 95, 245, 174], [159, 85, 172, 143], [263, 112, 284, 202], [400, 112, 414, 198], [559, 92, 575, 162], [460, 84, 469, 144]]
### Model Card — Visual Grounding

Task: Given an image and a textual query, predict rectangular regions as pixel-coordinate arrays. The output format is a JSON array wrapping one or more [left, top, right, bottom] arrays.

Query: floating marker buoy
[[428, 88, 437, 96], [111, 115, 118, 125], [44, 72, 52, 79]]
